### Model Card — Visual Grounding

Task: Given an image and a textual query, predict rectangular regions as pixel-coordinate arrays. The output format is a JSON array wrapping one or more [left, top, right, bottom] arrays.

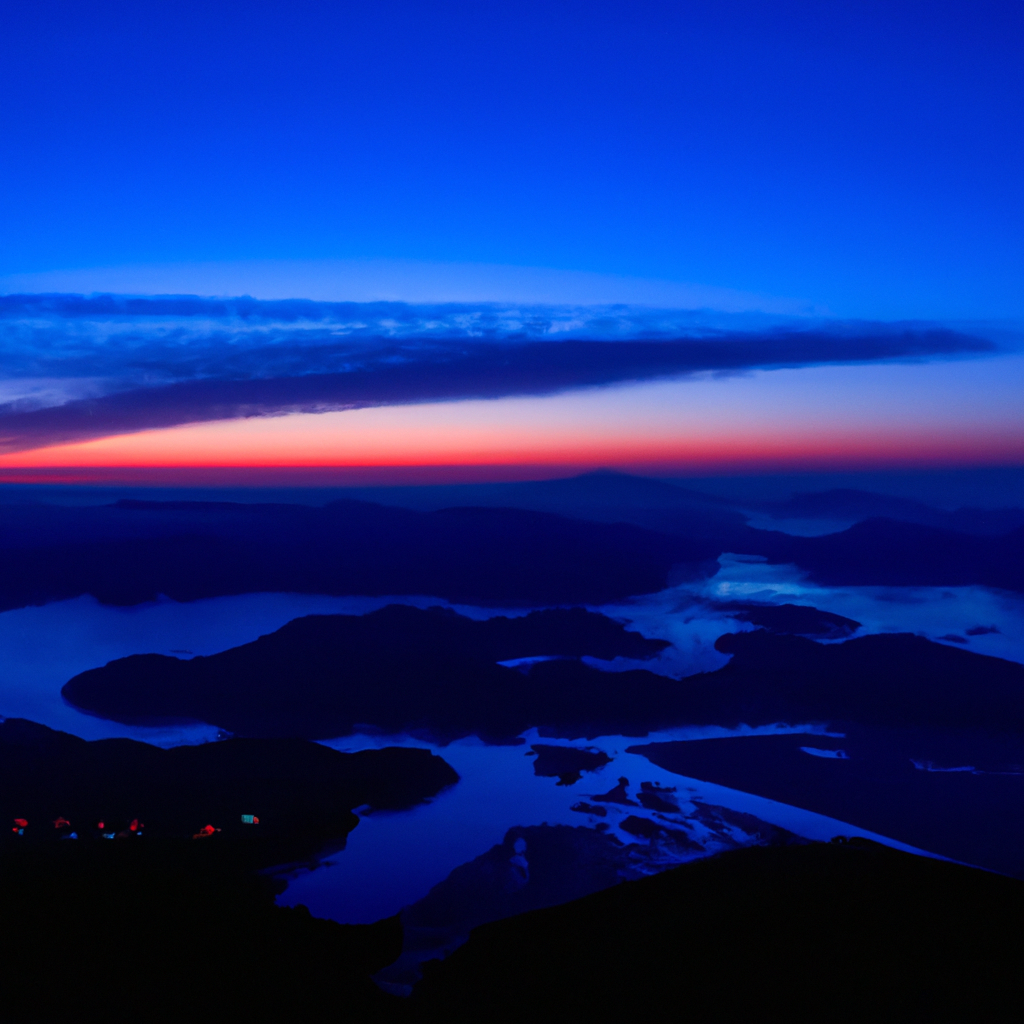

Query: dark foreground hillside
[[1, 717, 458, 864], [0, 842, 406, 1023], [412, 839, 1024, 1023], [4, 716, 1020, 1024], [6, 831, 1019, 1023], [0, 718, 463, 1023]]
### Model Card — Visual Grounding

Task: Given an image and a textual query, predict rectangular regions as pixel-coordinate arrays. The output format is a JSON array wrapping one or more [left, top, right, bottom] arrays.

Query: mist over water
[[2, 558, 1020, 934], [280, 726, 934, 927], [273, 562, 1024, 926], [582, 555, 1024, 676], [3, 557, 1016, 936], [3, 552, 1021, 995], [0, 591, 460, 743], [3, 554, 1022, 743]]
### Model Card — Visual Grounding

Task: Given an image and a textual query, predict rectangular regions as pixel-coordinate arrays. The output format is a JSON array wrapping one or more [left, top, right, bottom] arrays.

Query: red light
[[13, 819, 28, 828]]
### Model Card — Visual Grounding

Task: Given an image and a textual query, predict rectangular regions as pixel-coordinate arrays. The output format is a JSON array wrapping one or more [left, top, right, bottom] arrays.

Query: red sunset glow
[[1, 359, 1020, 484]]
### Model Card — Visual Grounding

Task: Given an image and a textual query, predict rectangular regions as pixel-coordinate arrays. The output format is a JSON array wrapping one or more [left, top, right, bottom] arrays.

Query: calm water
[[2, 556, 1020, 923], [281, 725, 936, 924]]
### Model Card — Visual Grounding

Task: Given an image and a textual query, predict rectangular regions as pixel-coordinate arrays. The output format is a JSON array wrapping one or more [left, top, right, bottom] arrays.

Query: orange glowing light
[[0, 361, 1020, 480]]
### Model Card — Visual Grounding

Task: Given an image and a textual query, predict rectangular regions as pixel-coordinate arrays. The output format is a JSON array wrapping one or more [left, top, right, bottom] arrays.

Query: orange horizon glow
[[3, 450, 1024, 490], [2, 361, 1022, 484], [1, 411, 1021, 472], [0, 424, 1020, 486]]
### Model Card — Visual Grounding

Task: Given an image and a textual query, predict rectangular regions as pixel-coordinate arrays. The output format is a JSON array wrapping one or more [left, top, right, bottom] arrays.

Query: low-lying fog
[[285, 726, 932, 927], [3, 555, 1021, 934], [3, 554, 1022, 744]]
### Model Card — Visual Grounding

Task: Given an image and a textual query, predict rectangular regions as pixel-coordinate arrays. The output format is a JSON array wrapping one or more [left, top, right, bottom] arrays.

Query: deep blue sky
[[1, 1, 1022, 319]]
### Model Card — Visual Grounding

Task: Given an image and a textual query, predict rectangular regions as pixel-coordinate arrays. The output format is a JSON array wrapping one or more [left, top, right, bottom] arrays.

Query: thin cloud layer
[[0, 294, 998, 454]]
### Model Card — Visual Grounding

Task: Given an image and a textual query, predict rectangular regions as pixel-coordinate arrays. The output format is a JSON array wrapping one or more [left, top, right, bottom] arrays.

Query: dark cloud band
[[0, 294, 998, 453]]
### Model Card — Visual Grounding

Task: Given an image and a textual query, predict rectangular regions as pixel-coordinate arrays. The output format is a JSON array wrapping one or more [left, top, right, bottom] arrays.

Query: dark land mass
[[681, 628, 1024, 734], [388, 810, 799, 990], [1, 717, 457, 865], [413, 472, 1024, 592], [0, 840, 405, 1023], [65, 614, 1024, 743], [631, 730, 1024, 877], [0, 496, 711, 612], [5, 477, 1024, 614], [63, 605, 677, 742], [0, 717, 463, 1022], [708, 600, 860, 638], [411, 839, 1024, 1023], [341, 471, 1024, 543], [590, 775, 638, 805], [635, 779, 681, 812], [528, 745, 611, 785], [763, 487, 1024, 535], [750, 516, 1024, 591], [390, 825, 645, 989], [336, 470, 753, 546], [294, 473, 1024, 577]]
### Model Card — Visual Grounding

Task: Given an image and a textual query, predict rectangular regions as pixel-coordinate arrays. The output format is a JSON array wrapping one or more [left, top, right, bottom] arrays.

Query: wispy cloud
[[0, 293, 999, 454], [0, 258, 820, 315]]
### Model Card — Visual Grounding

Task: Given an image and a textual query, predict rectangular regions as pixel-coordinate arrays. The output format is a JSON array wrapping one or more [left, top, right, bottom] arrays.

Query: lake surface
[[281, 725, 937, 925], [2, 555, 1021, 925]]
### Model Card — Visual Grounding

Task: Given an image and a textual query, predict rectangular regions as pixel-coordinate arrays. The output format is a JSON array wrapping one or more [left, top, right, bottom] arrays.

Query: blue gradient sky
[[1, 2, 1022, 481], [2, 0, 1022, 320]]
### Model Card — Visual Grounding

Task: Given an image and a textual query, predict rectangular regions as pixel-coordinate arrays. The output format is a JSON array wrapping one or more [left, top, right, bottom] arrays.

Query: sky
[[1, 1, 1022, 484]]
